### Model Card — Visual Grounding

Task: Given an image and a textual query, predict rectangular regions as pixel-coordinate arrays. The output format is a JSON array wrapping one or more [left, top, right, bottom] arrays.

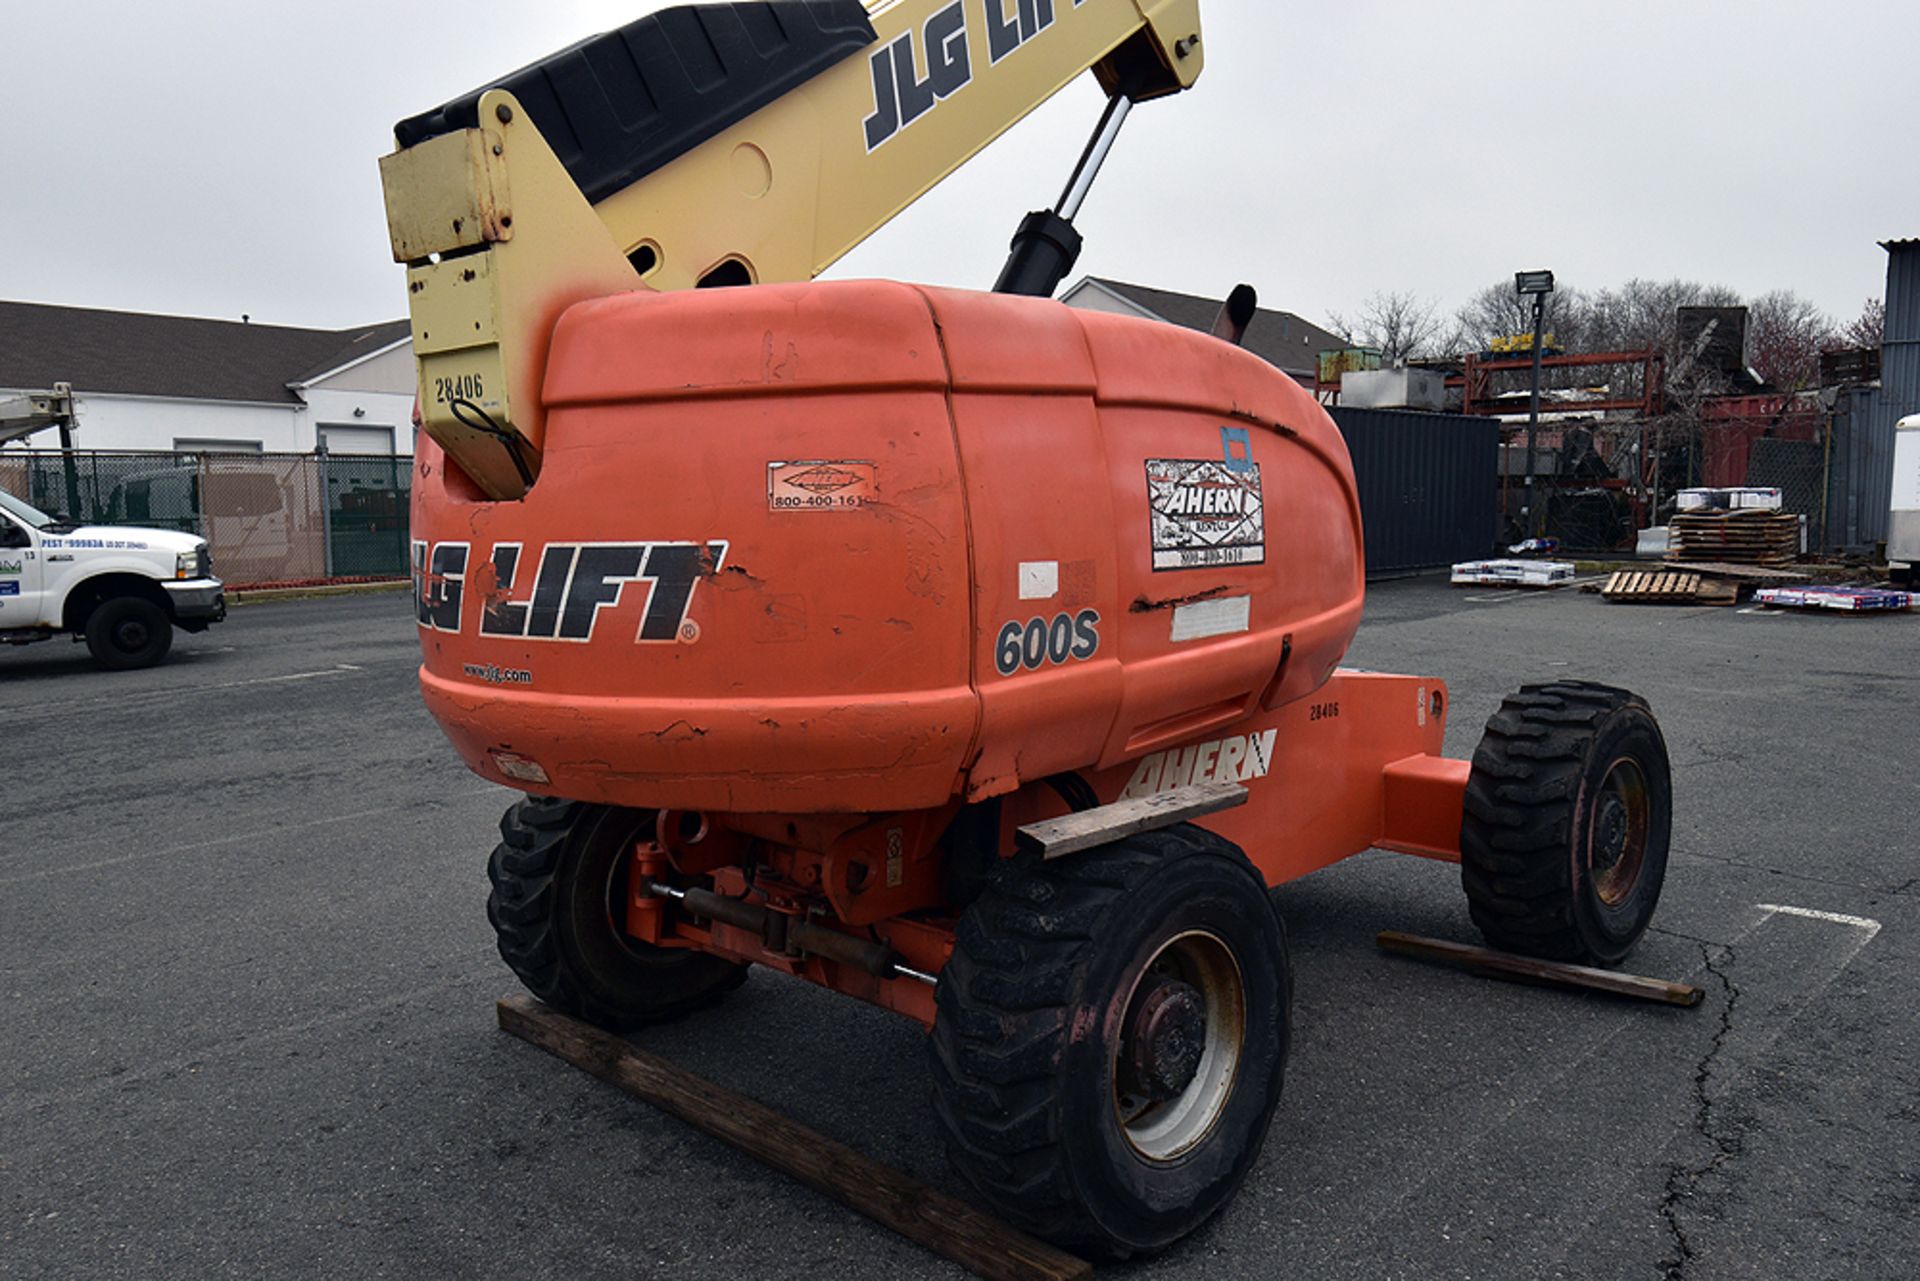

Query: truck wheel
[[1460, 681, 1672, 965], [930, 825, 1290, 1259], [487, 796, 747, 1031], [84, 597, 173, 670]]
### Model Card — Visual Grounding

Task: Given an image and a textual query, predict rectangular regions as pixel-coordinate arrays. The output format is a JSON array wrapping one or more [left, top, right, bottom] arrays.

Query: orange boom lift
[[381, 0, 1672, 1257]]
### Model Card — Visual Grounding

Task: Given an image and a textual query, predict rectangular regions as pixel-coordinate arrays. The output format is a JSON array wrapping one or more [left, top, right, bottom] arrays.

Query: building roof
[[1070, 278, 1348, 377], [0, 301, 410, 404]]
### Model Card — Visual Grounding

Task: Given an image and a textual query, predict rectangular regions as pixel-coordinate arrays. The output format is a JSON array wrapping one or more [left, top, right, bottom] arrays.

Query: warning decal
[[1145, 459, 1266, 571], [767, 461, 877, 512]]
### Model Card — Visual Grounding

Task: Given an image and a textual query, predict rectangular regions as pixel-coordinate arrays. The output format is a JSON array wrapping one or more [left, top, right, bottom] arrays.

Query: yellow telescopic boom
[[380, 0, 1203, 498]]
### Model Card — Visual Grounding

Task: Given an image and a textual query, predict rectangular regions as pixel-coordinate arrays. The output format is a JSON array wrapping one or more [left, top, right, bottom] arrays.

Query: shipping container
[[1330, 407, 1499, 575]]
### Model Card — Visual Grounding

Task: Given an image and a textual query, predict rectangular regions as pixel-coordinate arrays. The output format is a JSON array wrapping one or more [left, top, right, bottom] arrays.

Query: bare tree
[[1327, 291, 1448, 363], [1746, 289, 1834, 391], [1453, 279, 1590, 356], [1836, 297, 1885, 351], [1582, 278, 1743, 365]]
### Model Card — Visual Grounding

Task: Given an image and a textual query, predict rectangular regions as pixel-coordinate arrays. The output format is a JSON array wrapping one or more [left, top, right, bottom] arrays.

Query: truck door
[[0, 514, 44, 628]]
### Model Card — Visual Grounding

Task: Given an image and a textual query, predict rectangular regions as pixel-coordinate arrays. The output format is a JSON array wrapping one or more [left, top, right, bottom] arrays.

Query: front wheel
[[1460, 681, 1673, 964], [487, 797, 747, 1030], [84, 597, 173, 670], [930, 825, 1290, 1259]]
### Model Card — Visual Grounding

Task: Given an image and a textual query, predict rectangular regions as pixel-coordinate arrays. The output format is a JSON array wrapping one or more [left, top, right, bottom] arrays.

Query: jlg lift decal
[[1119, 729, 1278, 799], [864, 0, 1089, 151], [413, 540, 726, 643], [1145, 459, 1266, 571]]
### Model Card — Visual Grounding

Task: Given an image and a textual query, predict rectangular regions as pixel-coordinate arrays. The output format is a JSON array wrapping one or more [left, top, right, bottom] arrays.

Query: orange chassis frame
[[621, 669, 1469, 1027]]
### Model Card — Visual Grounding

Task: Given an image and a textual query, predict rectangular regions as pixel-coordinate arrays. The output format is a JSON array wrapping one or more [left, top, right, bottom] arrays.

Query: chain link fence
[[1495, 397, 1837, 554], [0, 449, 412, 586]]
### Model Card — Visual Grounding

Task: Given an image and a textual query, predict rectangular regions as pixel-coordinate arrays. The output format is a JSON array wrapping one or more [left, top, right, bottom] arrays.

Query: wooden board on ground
[[1600, 570, 1740, 606], [1017, 780, 1249, 859], [496, 997, 1091, 1281], [1376, 932, 1705, 1007]]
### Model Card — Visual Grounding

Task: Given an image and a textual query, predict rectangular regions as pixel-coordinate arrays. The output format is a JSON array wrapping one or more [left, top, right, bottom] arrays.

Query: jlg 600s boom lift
[[383, 0, 1674, 1256]]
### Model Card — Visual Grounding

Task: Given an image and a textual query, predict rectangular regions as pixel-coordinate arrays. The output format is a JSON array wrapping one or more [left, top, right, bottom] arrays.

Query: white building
[[0, 301, 415, 456]]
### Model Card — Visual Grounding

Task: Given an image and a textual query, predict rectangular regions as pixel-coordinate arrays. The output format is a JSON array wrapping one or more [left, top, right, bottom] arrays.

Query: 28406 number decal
[[432, 372, 486, 404], [995, 609, 1100, 677]]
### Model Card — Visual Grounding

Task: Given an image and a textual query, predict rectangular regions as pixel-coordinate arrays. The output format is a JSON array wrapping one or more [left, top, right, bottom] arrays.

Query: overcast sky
[[6, 0, 1913, 334]]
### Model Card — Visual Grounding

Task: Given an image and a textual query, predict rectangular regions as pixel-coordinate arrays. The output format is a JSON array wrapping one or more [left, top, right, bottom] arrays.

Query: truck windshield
[[0, 487, 56, 530]]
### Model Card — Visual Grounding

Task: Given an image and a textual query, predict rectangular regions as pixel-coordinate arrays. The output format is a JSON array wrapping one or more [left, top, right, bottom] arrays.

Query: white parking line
[[1460, 576, 1607, 604], [1756, 903, 1882, 935]]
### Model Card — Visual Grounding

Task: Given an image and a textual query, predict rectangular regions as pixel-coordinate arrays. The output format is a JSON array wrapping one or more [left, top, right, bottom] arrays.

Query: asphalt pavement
[[3, 579, 1915, 1281]]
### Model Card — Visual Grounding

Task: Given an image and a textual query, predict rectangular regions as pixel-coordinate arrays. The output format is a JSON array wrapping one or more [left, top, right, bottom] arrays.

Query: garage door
[[318, 424, 396, 456]]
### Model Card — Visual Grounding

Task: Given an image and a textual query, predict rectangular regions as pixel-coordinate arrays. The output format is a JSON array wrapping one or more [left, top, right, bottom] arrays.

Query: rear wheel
[[930, 825, 1290, 1259], [487, 796, 747, 1030], [1460, 681, 1672, 964], [84, 597, 172, 670]]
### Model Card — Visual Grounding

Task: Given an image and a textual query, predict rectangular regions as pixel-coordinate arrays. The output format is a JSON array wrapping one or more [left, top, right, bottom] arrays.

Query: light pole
[[1515, 270, 1555, 540]]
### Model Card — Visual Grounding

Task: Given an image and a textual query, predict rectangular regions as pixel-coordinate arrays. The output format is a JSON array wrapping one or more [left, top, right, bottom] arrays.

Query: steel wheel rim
[[1112, 929, 1246, 1161], [1590, 756, 1650, 906], [115, 618, 151, 651]]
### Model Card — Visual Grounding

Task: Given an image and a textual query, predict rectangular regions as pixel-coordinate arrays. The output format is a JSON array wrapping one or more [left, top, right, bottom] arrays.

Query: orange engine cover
[[411, 280, 1364, 813]]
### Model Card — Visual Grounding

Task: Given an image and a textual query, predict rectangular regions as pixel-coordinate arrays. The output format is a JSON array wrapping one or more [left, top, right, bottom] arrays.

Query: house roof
[[0, 301, 410, 404], [1071, 278, 1348, 377]]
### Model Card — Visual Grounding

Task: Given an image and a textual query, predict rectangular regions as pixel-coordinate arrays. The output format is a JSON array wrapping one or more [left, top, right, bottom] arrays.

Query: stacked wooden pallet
[[1666, 511, 1800, 566], [1600, 570, 1740, 606]]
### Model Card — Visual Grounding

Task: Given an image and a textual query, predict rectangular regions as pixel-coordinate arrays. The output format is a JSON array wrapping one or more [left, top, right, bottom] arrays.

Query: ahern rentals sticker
[[1146, 459, 1265, 571]]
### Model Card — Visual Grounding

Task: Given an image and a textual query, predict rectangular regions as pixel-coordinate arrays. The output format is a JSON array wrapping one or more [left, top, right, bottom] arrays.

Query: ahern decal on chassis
[[1119, 729, 1277, 799], [1146, 458, 1265, 571], [413, 539, 726, 643]]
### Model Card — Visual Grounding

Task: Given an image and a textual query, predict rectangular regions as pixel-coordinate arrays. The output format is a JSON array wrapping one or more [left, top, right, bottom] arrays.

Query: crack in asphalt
[[1675, 849, 1911, 897], [1659, 942, 1742, 1280], [1647, 925, 1730, 949]]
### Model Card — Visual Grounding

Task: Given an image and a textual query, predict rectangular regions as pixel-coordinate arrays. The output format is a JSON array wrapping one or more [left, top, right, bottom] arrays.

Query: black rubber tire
[[1460, 680, 1672, 965], [486, 796, 747, 1031], [84, 597, 173, 670], [930, 825, 1290, 1259]]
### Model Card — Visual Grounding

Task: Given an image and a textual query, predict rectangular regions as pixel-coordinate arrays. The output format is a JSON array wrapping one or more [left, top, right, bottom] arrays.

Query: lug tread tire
[[1460, 680, 1672, 964], [930, 824, 1288, 1259], [485, 796, 746, 1031]]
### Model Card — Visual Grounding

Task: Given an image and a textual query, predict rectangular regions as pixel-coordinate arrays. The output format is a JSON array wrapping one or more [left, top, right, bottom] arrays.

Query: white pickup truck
[[1, 485, 226, 669]]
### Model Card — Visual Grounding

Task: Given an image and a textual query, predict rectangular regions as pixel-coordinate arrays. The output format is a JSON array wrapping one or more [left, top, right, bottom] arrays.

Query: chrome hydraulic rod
[[1055, 93, 1134, 221]]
